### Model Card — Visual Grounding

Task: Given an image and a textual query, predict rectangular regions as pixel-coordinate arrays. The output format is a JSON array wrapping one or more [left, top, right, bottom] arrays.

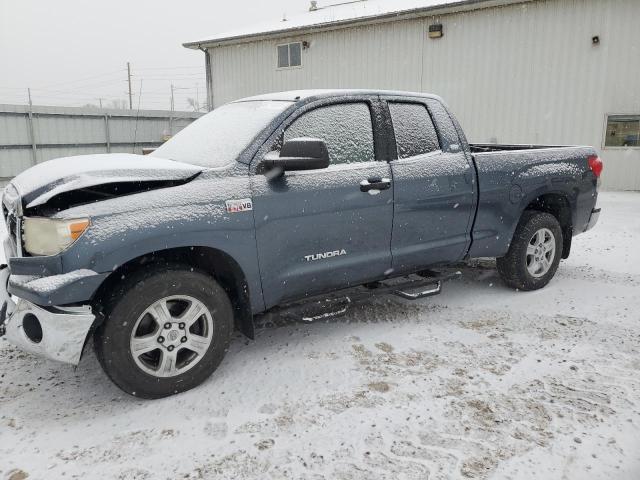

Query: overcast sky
[[0, 0, 305, 110]]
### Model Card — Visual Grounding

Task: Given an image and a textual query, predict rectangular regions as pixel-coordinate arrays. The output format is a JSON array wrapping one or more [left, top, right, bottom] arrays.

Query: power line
[[1, 62, 208, 110], [135, 65, 203, 70], [133, 77, 205, 81], [34, 78, 127, 92], [23, 82, 126, 96], [33, 68, 126, 90], [1, 74, 203, 93]]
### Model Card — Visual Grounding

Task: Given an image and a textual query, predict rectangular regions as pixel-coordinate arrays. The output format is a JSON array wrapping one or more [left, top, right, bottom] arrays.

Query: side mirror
[[261, 137, 330, 173]]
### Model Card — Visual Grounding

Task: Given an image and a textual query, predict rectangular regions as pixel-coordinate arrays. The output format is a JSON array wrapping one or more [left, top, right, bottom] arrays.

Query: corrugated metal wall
[[0, 104, 202, 184], [208, 0, 640, 190]]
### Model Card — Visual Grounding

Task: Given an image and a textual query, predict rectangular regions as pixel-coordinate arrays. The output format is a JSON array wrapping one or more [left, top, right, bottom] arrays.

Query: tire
[[497, 211, 563, 291], [93, 264, 233, 399]]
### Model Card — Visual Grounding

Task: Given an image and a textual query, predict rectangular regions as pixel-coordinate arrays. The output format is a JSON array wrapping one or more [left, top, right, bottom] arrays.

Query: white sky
[[0, 0, 305, 111]]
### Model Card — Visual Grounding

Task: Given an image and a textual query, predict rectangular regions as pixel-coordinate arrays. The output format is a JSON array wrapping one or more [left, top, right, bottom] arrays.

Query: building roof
[[184, 0, 529, 49]]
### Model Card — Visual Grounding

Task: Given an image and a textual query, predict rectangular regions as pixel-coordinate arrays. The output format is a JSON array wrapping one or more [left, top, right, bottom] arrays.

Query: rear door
[[385, 97, 476, 273], [251, 97, 394, 308]]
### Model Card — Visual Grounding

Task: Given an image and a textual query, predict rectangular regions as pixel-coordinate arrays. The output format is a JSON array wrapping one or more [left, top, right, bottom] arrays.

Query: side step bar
[[272, 270, 461, 323], [395, 282, 441, 300]]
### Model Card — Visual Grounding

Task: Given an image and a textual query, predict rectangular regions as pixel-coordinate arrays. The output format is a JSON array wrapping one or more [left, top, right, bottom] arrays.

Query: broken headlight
[[22, 217, 90, 256]]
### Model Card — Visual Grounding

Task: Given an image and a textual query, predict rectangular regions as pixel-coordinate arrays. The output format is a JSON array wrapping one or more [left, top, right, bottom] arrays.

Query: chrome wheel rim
[[129, 295, 213, 378], [526, 228, 556, 278]]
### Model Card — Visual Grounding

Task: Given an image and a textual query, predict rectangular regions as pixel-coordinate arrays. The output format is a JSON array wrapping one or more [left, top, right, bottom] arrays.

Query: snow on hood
[[9, 153, 203, 209]]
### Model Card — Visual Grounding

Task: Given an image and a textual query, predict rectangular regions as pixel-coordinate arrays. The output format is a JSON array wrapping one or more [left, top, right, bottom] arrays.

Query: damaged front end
[[0, 153, 203, 364], [0, 265, 95, 365]]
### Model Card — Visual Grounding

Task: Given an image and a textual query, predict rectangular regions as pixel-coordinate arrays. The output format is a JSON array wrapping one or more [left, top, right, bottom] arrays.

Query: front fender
[[20, 169, 265, 312], [76, 212, 264, 313]]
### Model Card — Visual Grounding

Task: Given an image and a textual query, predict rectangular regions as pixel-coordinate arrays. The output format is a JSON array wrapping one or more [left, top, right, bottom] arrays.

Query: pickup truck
[[0, 90, 602, 398]]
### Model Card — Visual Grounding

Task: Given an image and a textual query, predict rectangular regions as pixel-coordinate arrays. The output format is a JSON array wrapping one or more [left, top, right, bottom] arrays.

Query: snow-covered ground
[[1, 192, 639, 480]]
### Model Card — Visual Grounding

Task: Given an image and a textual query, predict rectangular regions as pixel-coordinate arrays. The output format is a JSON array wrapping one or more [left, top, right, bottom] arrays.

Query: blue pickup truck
[[0, 90, 602, 398]]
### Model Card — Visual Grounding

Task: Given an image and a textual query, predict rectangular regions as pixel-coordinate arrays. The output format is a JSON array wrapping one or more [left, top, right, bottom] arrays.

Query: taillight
[[588, 155, 603, 178]]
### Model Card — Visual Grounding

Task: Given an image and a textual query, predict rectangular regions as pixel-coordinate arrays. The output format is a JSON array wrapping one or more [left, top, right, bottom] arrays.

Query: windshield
[[151, 100, 292, 168]]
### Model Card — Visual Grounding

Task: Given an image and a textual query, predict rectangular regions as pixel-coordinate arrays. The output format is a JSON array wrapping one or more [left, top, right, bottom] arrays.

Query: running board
[[394, 282, 441, 300], [272, 270, 461, 323]]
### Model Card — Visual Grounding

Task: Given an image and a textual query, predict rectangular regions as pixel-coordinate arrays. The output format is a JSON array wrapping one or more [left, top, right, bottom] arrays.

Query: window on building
[[277, 42, 302, 68], [605, 115, 640, 147], [284, 103, 374, 164], [389, 102, 440, 159]]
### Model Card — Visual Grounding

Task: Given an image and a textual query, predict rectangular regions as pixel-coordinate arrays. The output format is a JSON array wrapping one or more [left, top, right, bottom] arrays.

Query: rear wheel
[[94, 265, 233, 399], [497, 211, 563, 291]]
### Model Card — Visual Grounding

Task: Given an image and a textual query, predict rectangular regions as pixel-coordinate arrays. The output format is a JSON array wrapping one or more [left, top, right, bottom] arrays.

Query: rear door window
[[284, 103, 374, 164], [389, 102, 440, 159]]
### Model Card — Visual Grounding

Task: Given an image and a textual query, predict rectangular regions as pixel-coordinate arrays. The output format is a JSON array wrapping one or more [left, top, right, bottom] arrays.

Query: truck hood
[[9, 153, 203, 209]]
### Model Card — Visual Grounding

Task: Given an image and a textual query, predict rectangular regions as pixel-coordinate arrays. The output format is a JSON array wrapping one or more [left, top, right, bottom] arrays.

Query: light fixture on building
[[428, 24, 444, 39], [302, 41, 311, 49], [592, 35, 600, 45], [309, 1, 318, 11]]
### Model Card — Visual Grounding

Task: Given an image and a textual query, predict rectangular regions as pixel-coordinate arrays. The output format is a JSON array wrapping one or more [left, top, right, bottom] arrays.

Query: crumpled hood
[[10, 153, 203, 209]]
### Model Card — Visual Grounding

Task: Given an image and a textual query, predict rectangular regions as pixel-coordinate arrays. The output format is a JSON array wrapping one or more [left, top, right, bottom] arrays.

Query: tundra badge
[[304, 249, 347, 262]]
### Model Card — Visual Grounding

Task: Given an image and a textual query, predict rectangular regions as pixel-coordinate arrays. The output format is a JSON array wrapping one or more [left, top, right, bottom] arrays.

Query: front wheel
[[497, 211, 563, 291], [93, 265, 233, 399]]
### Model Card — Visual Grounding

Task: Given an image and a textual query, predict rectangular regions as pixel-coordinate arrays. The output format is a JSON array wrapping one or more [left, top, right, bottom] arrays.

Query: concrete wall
[[0, 104, 202, 184], [206, 0, 640, 190]]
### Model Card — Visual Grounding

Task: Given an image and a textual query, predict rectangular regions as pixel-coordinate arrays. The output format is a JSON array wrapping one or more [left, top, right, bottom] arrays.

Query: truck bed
[[470, 143, 564, 153], [468, 143, 598, 259]]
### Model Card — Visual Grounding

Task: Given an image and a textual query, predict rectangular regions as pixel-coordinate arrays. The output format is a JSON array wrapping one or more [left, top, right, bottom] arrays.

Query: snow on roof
[[184, 0, 509, 48], [233, 88, 439, 103]]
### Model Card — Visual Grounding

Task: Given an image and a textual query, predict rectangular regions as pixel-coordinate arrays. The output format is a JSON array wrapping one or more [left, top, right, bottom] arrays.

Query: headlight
[[22, 217, 90, 256]]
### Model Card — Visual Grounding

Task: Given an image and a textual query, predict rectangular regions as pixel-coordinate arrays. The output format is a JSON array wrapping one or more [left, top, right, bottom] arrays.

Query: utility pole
[[98, 98, 103, 109], [169, 84, 175, 136], [27, 88, 37, 164], [127, 62, 133, 109]]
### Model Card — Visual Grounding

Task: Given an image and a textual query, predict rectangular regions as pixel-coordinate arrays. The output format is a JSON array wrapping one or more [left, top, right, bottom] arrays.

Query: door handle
[[360, 177, 391, 192]]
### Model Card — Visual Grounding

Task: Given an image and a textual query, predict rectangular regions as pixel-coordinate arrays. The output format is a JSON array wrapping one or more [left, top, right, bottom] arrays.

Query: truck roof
[[234, 89, 441, 103]]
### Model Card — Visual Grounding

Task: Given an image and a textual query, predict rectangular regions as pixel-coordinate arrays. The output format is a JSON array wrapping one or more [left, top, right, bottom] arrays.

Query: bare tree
[[107, 99, 128, 110], [187, 98, 200, 112]]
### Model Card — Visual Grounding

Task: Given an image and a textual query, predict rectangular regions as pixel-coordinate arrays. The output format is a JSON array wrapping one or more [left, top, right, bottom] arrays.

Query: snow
[[185, 0, 473, 47], [1, 192, 639, 479], [389, 102, 440, 157], [151, 101, 292, 168], [285, 103, 374, 164], [11, 153, 202, 203], [11, 270, 98, 295]]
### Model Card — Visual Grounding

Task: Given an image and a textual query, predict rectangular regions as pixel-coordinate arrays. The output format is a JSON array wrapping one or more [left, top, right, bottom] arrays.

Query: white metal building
[[185, 0, 640, 190]]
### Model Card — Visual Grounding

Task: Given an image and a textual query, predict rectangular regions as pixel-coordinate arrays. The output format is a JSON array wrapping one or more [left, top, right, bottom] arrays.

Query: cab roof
[[233, 89, 441, 103]]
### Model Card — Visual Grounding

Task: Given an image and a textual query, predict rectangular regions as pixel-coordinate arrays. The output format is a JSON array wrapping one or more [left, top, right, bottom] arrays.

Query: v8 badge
[[225, 198, 253, 213]]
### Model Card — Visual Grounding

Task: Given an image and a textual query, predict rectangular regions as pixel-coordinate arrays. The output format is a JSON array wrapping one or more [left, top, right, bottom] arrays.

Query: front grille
[[7, 213, 17, 245], [2, 187, 22, 257], [2, 209, 18, 252]]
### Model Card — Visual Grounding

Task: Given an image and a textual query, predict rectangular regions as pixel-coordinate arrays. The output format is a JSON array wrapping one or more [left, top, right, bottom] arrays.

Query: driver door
[[250, 98, 394, 309]]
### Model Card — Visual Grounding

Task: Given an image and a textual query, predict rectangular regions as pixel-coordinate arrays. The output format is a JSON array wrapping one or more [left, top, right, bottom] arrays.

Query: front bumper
[[2, 234, 109, 306], [0, 265, 95, 365], [585, 207, 601, 232]]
